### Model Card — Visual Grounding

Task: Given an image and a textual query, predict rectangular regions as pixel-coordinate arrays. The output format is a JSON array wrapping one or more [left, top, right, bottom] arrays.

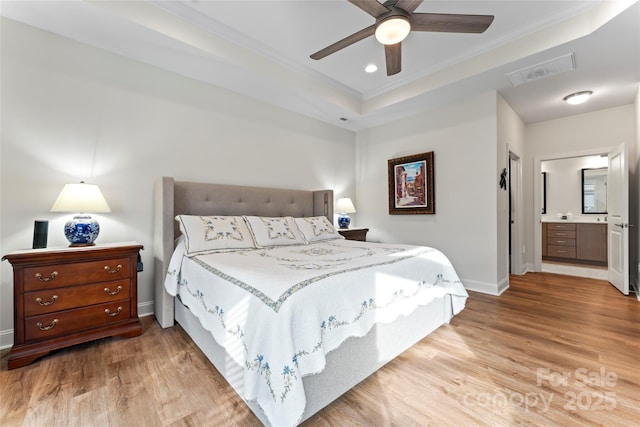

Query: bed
[[153, 177, 467, 426]]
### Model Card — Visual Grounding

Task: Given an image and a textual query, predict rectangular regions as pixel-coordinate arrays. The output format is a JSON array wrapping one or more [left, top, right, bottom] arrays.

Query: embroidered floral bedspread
[[165, 238, 467, 426]]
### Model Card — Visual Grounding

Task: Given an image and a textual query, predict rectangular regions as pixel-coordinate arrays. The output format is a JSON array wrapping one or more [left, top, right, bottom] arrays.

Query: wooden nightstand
[[2, 242, 143, 369], [338, 228, 369, 242]]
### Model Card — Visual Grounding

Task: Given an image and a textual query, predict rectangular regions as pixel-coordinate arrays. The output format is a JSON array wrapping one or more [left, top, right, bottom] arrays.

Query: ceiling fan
[[310, 0, 494, 76]]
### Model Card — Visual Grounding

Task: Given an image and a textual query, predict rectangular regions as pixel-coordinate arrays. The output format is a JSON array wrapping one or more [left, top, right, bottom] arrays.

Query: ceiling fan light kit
[[375, 15, 411, 45], [310, 0, 494, 76]]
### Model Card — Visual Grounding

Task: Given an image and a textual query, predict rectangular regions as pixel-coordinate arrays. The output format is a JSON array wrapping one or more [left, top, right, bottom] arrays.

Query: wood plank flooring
[[1, 272, 638, 426]]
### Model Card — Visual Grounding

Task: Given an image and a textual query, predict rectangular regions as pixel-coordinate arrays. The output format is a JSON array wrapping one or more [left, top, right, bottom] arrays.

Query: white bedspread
[[165, 238, 467, 427]]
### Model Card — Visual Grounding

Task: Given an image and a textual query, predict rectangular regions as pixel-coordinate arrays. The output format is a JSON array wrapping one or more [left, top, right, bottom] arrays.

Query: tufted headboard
[[153, 177, 334, 328]]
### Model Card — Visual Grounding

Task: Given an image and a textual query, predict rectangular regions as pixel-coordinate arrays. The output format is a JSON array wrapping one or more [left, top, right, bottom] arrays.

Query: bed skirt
[[175, 293, 453, 425]]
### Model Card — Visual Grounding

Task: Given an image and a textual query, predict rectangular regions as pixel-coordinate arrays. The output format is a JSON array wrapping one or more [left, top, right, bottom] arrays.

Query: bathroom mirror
[[582, 168, 607, 214]]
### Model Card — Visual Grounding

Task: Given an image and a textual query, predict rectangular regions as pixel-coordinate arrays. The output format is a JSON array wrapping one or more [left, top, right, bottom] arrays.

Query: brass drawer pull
[[104, 285, 123, 296], [104, 264, 122, 274], [105, 306, 123, 317], [35, 295, 58, 306], [35, 271, 58, 282], [36, 319, 58, 331]]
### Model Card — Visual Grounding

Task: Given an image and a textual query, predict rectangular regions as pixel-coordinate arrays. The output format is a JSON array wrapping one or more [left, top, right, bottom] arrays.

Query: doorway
[[534, 148, 611, 280]]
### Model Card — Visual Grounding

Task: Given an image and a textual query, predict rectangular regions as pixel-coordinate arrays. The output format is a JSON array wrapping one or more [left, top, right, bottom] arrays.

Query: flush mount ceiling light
[[375, 15, 411, 45], [563, 90, 593, 105]]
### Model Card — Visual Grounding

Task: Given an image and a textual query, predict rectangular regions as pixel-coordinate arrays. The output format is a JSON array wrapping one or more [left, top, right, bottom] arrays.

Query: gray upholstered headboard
[[153, 177, 334, 328]]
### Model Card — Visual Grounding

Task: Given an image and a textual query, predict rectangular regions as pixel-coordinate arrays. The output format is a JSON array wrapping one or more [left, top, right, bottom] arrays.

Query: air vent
[[506, 53, 575, 87]]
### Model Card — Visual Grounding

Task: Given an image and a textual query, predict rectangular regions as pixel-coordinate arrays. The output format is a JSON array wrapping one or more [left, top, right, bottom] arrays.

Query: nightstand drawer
[[25, 301, 131, 341], [23, 257, 130, 291], [24, 279, 131, 316]]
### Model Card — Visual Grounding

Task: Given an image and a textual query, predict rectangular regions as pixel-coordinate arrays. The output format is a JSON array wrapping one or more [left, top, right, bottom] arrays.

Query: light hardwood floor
[[1, 273, 638, 426]]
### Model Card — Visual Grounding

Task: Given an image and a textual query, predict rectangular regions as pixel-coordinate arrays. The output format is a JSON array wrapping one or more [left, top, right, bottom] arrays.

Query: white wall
[[541, 155, 608, 221], [0, 19, 356, 347], [355, 91, 502, 294], [497, 95, 525, 280], [523, 105, 637, 271]]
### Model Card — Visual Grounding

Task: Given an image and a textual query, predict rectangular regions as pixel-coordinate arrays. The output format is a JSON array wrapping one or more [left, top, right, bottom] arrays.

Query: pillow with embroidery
[[244, 216, 307, 247], [175, 215, 256, 256], [295, 216, 344, 243]]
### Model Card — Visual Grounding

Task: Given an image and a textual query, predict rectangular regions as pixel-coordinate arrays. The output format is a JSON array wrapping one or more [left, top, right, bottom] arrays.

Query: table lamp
[[50, 181, 111, 246], [335, 197, 356, 229]]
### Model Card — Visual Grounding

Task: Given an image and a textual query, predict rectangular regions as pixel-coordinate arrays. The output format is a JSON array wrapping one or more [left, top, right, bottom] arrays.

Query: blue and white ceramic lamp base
[[64, 214, 100, 246], [338, 214, 351, 229]]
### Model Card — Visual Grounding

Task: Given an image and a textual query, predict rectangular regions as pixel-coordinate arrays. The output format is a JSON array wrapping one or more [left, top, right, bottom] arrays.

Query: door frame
[[533, 147, 612, 272], [509, 150, 523, 274]]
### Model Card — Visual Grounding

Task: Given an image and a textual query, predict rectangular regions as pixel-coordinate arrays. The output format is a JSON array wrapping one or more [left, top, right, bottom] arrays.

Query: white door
[[607, 142, 629, 295]]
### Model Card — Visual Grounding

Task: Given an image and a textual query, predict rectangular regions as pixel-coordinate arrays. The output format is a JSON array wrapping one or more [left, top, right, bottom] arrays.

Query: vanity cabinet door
[[576, 223, 607, 262]]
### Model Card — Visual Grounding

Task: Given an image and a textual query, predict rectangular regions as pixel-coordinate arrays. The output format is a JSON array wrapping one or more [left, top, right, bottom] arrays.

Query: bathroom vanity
[[542, 221, 607, 266]]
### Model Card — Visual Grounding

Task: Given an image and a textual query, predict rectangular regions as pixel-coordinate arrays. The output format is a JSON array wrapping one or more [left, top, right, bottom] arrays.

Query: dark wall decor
[[388, 151, 435, 215], [499, 168, 507, 190]]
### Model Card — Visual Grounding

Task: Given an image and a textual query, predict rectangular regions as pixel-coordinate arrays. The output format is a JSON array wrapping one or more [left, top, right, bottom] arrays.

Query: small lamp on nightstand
[[335, 197, 356, 229], [50, 181, 111, 246]]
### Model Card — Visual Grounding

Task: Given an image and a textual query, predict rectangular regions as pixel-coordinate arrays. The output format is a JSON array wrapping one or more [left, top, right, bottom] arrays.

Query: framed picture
[[388, 151, 435, 215]]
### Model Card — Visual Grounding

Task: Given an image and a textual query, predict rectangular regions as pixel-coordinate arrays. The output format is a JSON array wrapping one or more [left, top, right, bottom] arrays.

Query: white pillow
[[244, 216, 307, 247], [175, 215, 256, 256], [295, 216, 343, 243]]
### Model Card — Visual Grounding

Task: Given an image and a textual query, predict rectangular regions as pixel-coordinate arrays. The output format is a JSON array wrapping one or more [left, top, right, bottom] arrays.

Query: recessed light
[[365, 64, 378, 73], [563, 90, 593, 105]]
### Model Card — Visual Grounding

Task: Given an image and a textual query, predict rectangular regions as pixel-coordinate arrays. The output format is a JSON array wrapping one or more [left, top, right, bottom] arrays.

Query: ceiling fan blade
[[348, 0, 389, 18], [310, 25, 376, 60], [395, 0, 423, 14], [411, 13, 494, 33], [385, 43, 402, 76]]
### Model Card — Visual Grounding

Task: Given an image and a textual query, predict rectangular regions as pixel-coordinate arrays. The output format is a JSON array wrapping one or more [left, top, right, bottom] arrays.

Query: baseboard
[[463, 278, 506, 296], [496, 276, 510, 295], [0, 328, 13, 350], [0, 300, 155, 351], [138, 300, 154, 317]]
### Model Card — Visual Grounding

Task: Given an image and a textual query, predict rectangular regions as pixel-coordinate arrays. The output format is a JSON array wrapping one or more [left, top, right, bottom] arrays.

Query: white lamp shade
[[335, 198, 356, 213], [50, 182, 111, 213]]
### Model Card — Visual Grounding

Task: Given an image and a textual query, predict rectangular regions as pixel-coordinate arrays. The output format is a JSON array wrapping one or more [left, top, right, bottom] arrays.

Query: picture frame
[[388, 151, 435, 215]]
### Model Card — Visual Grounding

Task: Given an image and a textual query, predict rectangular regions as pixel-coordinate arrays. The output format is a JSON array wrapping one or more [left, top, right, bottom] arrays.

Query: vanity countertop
[[541, 217, 607, 224]]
